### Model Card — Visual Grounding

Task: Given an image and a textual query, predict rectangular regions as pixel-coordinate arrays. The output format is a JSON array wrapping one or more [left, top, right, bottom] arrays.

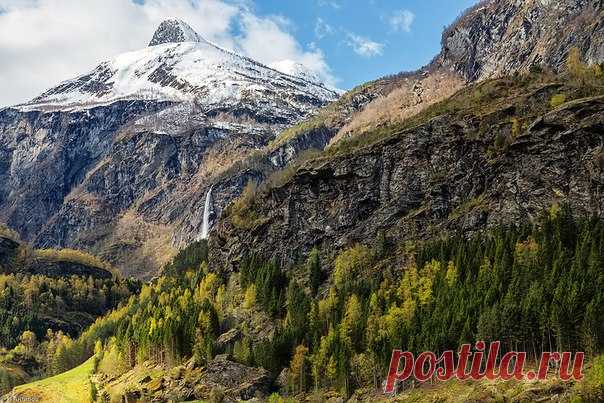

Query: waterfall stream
[[200, 186, 213, 239]]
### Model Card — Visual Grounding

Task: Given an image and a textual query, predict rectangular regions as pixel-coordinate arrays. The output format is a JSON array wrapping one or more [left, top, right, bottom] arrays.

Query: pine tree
[[307, 248, 322, 296]]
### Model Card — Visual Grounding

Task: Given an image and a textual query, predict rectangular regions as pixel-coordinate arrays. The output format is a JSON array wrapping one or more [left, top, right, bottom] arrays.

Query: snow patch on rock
[[149, 19, 206, 46], [269, 60, 322, 85]]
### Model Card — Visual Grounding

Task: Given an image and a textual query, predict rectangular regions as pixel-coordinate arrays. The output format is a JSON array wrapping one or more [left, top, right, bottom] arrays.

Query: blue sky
[[0, 0, 478, 105], [250, 0, 477, 89]]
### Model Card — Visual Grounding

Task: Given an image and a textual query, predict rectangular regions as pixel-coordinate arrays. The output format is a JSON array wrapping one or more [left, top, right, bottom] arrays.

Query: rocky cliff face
[[2, 1, 602, 278], [0, 21, 337, 278], [210, 78, 604, 271], [437, 0, 604, 81]]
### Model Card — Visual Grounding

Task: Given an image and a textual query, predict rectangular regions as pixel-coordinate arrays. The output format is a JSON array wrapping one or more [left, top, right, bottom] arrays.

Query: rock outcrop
[[207, 0, 604, 271], [437, 0, 604, 81], [329, 0, 604, 145], [148, 19, 206, 47], [98, 356, 271, 402]]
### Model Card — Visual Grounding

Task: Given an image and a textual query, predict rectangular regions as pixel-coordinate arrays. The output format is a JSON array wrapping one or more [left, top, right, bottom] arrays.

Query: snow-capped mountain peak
[[148, 19, 207, 47], [17, 19, 338, 112]]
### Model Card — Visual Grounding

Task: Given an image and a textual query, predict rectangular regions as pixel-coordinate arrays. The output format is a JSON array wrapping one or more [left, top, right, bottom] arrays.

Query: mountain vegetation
[[0, 233, 139, 395], [10, 203, 601, 401], [9, 54, 604, 402]]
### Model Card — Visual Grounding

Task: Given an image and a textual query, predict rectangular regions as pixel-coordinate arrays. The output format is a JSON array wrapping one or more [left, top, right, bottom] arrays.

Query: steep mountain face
[[210, 78, 604, 271], [23, 19, 335, 113], [0, 20, 338, 278], [148, 19, 205, 46], [437, 0, 604, 81], [2, 0, 602, 279]]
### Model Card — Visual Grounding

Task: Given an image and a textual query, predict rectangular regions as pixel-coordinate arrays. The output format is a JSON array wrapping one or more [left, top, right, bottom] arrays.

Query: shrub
[[567, 47, 586, 78], [510, 117, 521, 138], [266, 165, 297, 190], [89, 378, 98, 402], [494, 132, 509, 150], [267, 393, 297, 403], [550, 93, 567, 109], [230, 181, 263, 230], [209, 387, 225, 403], [232, 337, 252, 365], [97, 339, 128, 379], [0, 224, 19, 242], [243, 284, 257, 309], [572, 354, 604, 401]]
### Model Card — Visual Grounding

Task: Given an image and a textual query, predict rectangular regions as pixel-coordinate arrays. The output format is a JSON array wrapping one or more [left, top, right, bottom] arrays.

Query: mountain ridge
[[16, 20, 337, 113], [148, 19, 207, 47], [210, 74, 604, 273], [1, 0, 603, 279]]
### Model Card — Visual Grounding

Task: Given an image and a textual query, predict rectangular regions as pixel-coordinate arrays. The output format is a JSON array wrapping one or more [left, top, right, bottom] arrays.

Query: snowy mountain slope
[[18, 19, 338, 112], [268, 60, 324, 86]]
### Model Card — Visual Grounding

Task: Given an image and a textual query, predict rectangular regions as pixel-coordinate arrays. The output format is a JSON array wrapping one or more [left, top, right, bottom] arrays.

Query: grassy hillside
[[324, 67, 604, 158], [7, 355, 603, 402], [11, 356, 96, 403]]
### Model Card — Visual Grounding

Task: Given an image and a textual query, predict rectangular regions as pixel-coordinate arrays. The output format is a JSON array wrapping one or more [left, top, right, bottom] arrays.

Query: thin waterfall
[[200, 186, 213, 239]]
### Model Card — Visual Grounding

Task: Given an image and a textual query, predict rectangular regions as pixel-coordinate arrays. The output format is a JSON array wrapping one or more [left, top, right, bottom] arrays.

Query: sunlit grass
[[13, 356, 95, 403]]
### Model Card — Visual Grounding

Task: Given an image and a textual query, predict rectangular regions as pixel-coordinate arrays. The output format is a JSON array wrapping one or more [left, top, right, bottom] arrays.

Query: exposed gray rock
[[99, 357, 272, 402], [436, 0, 604, 80], [0, 57, 335, 279], [216, 328, 242, 351], [197, 355, 271, 401], [148, 19, 205, 47]]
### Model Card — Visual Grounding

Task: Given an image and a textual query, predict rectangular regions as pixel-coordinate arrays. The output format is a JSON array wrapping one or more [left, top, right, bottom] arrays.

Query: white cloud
[[235, 13, 336, 87], [0, 0, 337, 106], [314, 17, 333, 39], [346, 33, 384, 57], [389, 9, 415, 33], [317, 0, 341, 9]]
